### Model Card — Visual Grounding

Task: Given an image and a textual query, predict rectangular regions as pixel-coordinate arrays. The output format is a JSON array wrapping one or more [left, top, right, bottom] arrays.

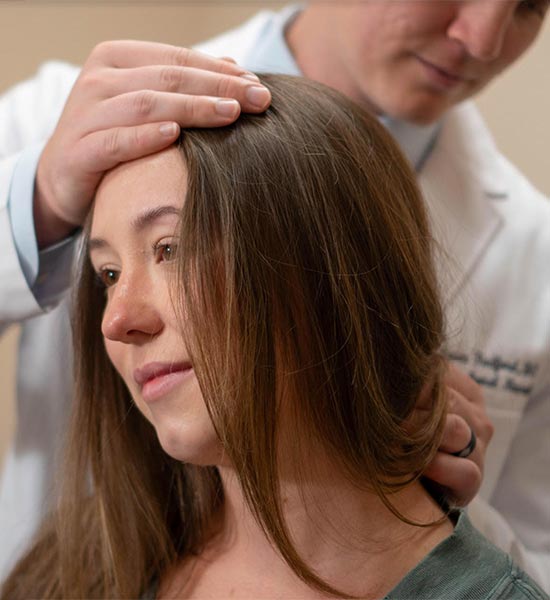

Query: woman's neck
[[160, 464, 453, 599]]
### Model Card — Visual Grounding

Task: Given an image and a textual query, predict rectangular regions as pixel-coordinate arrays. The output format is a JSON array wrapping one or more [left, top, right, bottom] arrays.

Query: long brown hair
[[2, 75, 446, 599]]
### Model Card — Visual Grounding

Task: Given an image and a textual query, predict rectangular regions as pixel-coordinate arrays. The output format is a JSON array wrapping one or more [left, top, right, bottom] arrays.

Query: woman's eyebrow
[[89, 205, 180, 253], [130, 204, 181, 231]]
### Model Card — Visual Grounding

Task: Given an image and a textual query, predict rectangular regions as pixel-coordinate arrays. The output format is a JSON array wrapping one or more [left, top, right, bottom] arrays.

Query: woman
[[2, 75, 545, 599]]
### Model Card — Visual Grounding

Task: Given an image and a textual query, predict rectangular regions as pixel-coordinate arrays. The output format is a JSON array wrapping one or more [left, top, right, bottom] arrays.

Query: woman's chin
[[154, 422, 224, 466]]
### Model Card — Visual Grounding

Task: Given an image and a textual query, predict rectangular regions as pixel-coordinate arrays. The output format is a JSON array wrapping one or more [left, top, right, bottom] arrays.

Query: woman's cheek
[[104, 339, 124, 375]]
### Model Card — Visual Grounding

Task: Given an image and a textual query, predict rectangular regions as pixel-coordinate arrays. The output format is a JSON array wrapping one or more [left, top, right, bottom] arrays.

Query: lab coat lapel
[[419, 102, 507, 299]]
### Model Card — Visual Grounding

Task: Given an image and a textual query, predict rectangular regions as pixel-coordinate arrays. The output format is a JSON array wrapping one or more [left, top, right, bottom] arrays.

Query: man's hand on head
[[422, 363, 495, 507], [34, 40, 271, 248]]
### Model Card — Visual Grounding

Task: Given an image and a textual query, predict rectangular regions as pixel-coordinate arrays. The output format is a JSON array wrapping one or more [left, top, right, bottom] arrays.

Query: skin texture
[[90, 148, 223, 466], [418, 363, 494, 505], [287, 0, 548, 123], [35, 42, 271, 248]]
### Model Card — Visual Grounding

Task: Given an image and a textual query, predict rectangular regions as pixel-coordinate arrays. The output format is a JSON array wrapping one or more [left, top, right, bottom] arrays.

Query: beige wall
[[1, 3, 549, 464]]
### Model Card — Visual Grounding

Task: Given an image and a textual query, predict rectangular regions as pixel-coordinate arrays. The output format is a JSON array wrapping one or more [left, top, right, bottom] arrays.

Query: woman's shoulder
[[386, 511, 548, 600]]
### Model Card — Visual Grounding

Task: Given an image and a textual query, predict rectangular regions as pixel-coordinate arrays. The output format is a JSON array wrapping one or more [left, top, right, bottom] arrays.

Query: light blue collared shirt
[[7, 144, 77, 309]]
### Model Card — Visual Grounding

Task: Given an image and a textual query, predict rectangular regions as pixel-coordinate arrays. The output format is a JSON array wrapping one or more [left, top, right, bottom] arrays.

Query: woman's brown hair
[[2, 75, 446, 599]]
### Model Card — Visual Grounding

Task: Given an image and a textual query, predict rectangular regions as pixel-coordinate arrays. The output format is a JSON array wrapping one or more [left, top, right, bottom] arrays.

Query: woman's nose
[[101, 276, 163, 344], [447, 1, 514, 62]]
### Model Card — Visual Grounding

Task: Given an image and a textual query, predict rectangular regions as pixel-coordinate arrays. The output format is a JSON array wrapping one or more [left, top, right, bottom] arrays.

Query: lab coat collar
[[419, 101, 508, 298], [244, 4, 304, 76]]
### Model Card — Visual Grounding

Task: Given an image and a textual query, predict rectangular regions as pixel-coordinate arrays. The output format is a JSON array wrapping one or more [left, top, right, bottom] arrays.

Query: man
[[0, 0, 548, 587]]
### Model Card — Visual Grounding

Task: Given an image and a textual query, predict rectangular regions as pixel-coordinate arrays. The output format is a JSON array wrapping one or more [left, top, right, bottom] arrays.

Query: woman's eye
[[154, 242, 178, 263], [97, 269, 119, 288]]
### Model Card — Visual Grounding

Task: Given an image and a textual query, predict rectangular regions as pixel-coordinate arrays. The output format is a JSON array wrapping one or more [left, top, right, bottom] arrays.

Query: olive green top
[[386, 511, 548, 599]]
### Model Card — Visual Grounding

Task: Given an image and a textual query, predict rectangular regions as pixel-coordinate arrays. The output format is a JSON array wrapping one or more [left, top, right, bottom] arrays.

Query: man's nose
[[447, 0, 515, 62], [101, 276, 163, 344]]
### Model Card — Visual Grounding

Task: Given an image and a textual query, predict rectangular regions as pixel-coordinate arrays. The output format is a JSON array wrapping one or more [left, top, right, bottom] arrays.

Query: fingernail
[[216, 99, 240, 118], [159, 123, 179, 137], [246, 85, 271, 108], [241, 72, 260, 82]]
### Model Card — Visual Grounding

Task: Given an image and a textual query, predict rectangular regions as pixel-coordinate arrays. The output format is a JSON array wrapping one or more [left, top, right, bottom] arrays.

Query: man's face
[[294, 1, 548, 123]]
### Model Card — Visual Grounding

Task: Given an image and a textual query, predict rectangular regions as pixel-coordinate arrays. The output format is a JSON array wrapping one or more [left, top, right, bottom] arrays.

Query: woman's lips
[[134, 361, 193, 403]]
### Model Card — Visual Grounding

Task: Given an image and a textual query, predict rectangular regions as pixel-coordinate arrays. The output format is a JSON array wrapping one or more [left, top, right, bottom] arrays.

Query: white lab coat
[[0, 8, 549, 587]]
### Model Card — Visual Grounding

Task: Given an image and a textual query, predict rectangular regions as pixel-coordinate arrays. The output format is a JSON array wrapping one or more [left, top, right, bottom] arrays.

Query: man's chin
[[389, 94, 451, 126]]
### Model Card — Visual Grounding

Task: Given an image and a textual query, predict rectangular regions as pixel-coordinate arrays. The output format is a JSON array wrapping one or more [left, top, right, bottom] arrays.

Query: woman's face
[[89, 147, 222, 465]]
